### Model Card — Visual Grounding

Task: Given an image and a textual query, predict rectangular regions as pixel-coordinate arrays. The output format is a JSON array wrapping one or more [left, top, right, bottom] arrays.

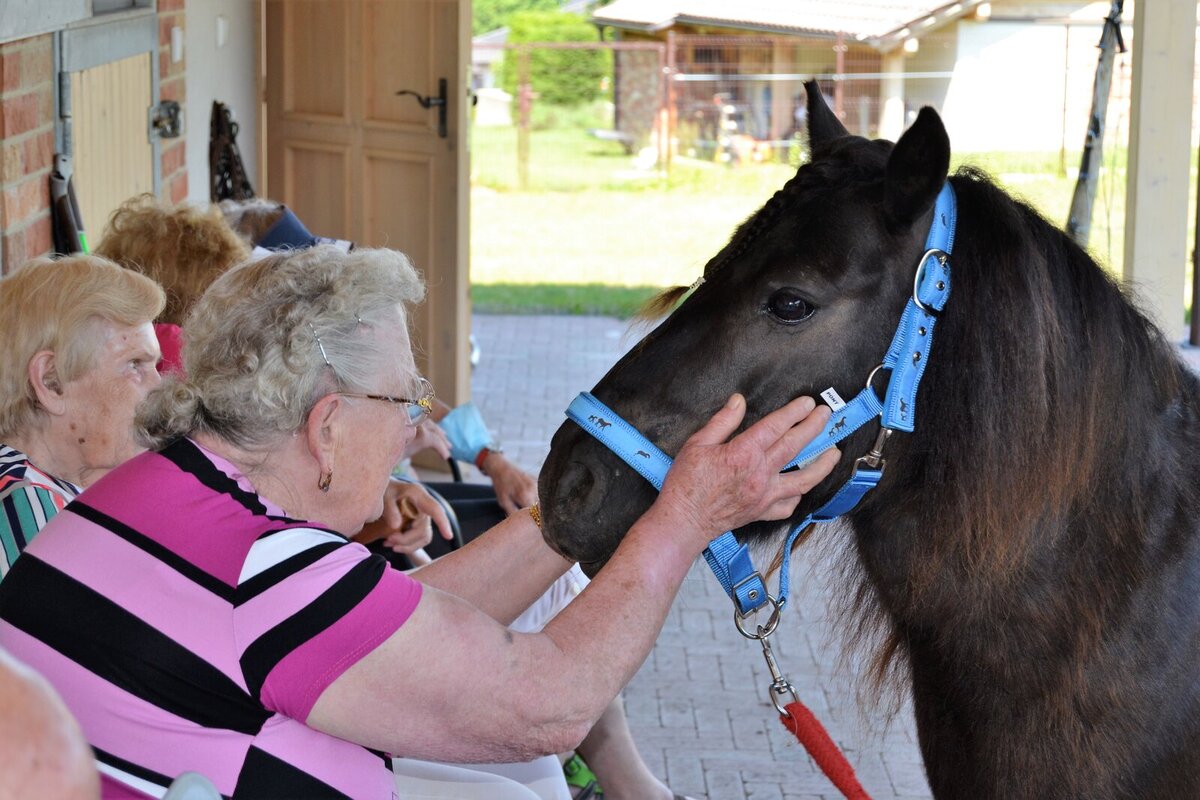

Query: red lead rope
[[779, 700, 872, 800]]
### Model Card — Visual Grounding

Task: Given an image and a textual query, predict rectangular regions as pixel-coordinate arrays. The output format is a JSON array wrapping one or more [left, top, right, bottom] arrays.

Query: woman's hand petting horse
[[658, 394, 838, 545]]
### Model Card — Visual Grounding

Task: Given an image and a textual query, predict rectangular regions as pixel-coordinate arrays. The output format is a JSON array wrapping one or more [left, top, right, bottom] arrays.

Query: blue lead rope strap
[[784, 388, 883, 470], [776, 466, 882, 603], [702, 533, 767, 612]]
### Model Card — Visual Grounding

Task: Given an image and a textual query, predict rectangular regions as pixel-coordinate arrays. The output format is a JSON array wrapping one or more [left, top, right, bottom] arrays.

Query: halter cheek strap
[[565, 184, 957, 616]]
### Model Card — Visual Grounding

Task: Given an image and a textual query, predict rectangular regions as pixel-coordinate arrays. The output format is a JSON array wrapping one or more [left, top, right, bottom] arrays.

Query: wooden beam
[[879, 50, 906, 141], [1123, 1, 1197, 340]]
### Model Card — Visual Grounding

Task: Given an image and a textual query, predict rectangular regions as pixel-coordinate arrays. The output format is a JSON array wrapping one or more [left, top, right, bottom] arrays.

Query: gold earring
[[318, 470, 333, 492]]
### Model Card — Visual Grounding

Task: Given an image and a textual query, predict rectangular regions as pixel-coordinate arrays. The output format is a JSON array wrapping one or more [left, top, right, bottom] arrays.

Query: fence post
[[834, 31, 846, 120], [664, 33, 676, 175], [1193, 127, 1200, 346], [1066, 0, 1123, 247], [517, 45, 531, 191]]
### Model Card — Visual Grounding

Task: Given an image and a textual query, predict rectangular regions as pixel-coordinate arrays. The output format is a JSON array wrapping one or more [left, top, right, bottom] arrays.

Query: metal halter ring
[[912, 248, 949, 316], [770, 680, 801, 716], [733, 594, 782, 640], [865, 363, 888, 394]]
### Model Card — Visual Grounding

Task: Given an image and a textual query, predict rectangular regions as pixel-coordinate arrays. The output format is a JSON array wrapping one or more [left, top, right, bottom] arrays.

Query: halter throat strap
[[565, 183, 957, 616]]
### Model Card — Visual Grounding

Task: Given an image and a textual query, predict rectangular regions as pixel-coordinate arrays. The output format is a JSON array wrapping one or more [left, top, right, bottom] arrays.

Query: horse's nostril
[[540, 459, 598, 561], [560, 460, 596, 501]]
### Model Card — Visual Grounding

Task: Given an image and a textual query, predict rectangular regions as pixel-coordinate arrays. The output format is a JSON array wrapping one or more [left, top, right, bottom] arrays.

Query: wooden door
[[70, 52, 155, 243], [263, 0, 470, 404]]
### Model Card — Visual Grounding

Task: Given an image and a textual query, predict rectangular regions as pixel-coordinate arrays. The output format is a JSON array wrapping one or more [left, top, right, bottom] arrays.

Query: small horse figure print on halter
[[538, 81, 1200, 799]]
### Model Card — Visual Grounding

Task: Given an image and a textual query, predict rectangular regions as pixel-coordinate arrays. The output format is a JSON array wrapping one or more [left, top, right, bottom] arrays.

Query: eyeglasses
[[339, 377, 434, 427]]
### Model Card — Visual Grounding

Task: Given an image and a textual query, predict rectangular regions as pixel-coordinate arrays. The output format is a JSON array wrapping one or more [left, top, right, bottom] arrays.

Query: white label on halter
[[820, 387, 847, 412]]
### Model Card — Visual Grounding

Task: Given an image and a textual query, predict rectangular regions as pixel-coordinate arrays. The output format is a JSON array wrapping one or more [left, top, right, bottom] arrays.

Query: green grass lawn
[[470, 121, 1194, 319], [472, 282, 663, 316]]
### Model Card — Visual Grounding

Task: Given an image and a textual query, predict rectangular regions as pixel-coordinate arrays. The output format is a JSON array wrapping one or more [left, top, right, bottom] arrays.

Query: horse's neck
[[853, 357, 1200, 646]]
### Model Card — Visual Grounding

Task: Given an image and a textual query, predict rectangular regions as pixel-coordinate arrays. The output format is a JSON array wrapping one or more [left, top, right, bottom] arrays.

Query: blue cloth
[[257, 206, 354, 253], [438, 402, 494, 464]]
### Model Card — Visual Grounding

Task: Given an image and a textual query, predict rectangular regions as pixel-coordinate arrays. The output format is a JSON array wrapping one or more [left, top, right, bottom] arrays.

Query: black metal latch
[[396, 78, 447, 138], [149, 100, 183, 139]]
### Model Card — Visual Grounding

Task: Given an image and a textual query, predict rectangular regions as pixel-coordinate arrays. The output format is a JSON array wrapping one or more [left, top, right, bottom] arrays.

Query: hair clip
[[308, 323, 331, 366]]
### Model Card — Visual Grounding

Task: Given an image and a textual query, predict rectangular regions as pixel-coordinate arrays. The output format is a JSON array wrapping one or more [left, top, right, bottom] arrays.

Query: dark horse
[[539, 83, 1200, 799]]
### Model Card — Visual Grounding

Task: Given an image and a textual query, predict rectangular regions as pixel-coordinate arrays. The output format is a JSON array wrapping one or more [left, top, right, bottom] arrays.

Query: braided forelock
[[706, 172, 805, 278]]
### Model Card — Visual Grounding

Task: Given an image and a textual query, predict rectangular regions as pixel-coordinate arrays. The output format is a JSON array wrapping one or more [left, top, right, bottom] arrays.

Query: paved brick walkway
[[469, 314, 1200, 800]]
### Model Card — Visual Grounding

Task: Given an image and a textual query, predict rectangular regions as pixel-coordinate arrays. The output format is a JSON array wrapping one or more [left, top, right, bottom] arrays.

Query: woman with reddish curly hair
[[95, 195, 250, 374]]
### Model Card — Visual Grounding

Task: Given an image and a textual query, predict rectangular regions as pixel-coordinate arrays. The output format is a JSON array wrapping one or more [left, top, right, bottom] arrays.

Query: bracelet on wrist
[[474, 446, 493, 474], [528, 503, 542, 530]]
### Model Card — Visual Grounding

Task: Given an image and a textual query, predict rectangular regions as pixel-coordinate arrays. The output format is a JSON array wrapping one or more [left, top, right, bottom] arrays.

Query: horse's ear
[[804, 80, 847, 158], [884, 106, 951, 229]]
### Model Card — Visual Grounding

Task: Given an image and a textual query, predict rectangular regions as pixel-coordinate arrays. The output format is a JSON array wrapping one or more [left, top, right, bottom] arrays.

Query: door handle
[[396, 78, 448, 138]]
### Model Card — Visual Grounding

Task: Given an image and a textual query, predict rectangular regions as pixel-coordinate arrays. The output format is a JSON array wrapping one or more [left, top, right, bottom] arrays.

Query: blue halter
[[566, 184, 957, 616]]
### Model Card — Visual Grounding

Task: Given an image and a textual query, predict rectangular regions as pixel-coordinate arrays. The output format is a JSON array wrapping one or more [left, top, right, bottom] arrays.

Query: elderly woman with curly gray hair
[[0, 245, 836, 799]]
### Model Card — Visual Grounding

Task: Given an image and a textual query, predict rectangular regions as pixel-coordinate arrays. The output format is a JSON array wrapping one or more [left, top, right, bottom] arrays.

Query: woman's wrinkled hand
[[403, 419, 452, 460], [655, 393, 838, 544], [481, 452, 538, 516], [354, 480, 454, 554]]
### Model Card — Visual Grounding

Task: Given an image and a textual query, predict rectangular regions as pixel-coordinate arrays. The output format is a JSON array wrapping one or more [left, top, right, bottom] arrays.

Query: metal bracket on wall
[[149, 99, 183, 140]]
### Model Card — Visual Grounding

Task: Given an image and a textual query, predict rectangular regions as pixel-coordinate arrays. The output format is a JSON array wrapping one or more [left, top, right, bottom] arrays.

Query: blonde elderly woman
[[0, 246, 837, 799], [0, 255, 164, 579]]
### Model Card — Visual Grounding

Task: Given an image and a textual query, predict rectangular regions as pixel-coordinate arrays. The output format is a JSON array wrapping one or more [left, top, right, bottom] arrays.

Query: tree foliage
[[501, 12, 609, 106], [473, 0, 558, 36]]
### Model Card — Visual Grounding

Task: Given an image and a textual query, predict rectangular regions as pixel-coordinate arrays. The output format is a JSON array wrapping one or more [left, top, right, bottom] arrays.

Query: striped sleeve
[[233, 530, 422, 722], [0, 481, 69, 579]]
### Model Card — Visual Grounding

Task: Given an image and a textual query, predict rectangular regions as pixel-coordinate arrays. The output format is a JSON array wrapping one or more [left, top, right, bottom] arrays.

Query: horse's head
[[540, 82, 951, 573]]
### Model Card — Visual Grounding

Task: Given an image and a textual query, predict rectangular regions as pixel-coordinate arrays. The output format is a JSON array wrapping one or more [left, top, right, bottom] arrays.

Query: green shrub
[[473, 0, 558, 36], [500, 12, 610, 106]]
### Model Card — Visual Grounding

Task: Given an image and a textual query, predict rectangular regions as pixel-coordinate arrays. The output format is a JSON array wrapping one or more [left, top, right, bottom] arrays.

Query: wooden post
[[1193, 128, 1200, 346], [879, 49, 905, 140], [1058, 23, 1071, 178], [769, 38, 790, 146], [665, 32, 676, 175], [1123, 0, 1197, 339], [1065, 1, 1122, 247], [517, 46, 531, 191], [833, 31, 845, 120]]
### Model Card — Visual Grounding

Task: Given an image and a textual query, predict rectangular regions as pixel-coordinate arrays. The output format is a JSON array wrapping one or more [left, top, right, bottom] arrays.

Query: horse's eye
[[765, 289, 815, 323]]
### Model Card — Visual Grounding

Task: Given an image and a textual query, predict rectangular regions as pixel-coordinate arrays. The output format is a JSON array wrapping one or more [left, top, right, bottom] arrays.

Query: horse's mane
[[847, 166, 1194, 694], [922, 167, 1182, 558]]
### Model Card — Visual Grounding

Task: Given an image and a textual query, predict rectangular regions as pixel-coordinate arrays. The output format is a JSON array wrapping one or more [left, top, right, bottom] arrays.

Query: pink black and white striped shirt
[[0, 438, 422, 798]]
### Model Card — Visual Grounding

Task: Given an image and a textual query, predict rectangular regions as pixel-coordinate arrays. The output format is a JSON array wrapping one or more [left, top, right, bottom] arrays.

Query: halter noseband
[[565, 183, 957, 617]]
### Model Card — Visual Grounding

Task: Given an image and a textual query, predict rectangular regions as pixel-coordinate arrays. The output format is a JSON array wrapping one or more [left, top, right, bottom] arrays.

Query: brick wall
[[0, 34, 55, 272], [0, 5, 189, 275]]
